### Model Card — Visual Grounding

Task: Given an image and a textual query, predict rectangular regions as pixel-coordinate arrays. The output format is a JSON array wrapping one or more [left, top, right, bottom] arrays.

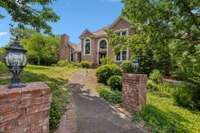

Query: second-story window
[[116, 30, 128, 36], [84, 39, 91, 55]]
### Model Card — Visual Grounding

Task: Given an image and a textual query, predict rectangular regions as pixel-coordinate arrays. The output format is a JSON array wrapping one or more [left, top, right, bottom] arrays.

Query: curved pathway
[[56, 69, 146, 133]]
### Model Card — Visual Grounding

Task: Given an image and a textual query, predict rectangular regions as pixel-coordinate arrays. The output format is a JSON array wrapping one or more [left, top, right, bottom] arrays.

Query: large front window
[[84, 39, 91, 55]]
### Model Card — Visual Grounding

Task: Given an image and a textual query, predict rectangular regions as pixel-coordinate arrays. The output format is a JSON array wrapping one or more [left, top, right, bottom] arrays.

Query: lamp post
[[132, 58, 139, 74], [4, 36, 27, 88]]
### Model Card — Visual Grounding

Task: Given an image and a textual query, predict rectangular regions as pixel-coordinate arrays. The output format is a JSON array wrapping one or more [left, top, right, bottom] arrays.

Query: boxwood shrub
[[107, 75, 122, 91], [96, 64, 122, 84]]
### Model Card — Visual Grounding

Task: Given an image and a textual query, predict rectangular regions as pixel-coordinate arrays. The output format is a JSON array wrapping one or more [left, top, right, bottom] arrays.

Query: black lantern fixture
[[4, 36, 27, 88], [132, 58, 139, 73]]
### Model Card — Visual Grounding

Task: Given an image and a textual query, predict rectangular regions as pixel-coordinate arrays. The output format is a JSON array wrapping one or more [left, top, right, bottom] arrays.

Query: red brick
[[122, 74, 147, 113], [0, 82, 51, 133]]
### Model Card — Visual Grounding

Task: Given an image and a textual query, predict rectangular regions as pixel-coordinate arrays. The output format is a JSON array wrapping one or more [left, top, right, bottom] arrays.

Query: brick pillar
[[122, 74, 147, 113], [0, 82, 52, 133]]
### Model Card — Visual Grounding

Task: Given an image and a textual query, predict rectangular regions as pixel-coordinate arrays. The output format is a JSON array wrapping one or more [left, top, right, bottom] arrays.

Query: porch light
[[132, 58, 139, 73], [4, 36, 27, 88]]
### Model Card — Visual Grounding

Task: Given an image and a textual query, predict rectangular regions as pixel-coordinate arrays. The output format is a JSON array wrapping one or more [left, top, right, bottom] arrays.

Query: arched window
[[84, 39, 91, 55], [99, 40, 107, 49]]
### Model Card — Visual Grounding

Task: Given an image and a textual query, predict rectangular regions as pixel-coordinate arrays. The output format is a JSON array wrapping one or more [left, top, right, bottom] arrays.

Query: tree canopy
[[20, 30, 60, 65], [0, 0, 59, 33], [107, 0, 200, 109]]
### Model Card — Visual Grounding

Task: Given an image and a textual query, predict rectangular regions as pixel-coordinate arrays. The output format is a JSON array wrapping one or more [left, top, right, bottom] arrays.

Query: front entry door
[[99, 52, 107, 64]]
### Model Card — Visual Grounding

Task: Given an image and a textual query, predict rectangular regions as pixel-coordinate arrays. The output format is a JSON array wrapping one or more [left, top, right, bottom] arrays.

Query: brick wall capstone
[[122, 73, 147, 113], [0, 82, 52, 133]]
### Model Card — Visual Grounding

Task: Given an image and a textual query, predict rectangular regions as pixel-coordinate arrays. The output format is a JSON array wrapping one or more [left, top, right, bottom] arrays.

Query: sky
[[0, 0, 123, 47]]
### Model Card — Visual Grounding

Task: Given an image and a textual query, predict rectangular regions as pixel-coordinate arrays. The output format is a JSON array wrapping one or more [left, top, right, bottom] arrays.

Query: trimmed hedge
[[96, 64, 122, 84], [107, 75, 122, 91]]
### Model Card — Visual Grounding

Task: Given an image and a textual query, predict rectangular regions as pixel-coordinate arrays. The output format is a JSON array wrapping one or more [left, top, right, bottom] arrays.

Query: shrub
[[149, 69, 162, 84], [57, 60, 69, 66], [80, 61, 90, 68], [49, 101, 61, 130], [96, 64, 122, 84], [107, 75, 122, 91], [190, 83, 200, 110], [97, 86, 122, 104], [100, 56, 114, 65], [173, 87, 193, 108], [120, 60, 133, 73], [147, 80, 159, 91]]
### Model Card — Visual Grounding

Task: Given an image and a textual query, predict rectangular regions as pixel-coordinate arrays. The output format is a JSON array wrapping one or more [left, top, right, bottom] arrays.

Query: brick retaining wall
[[0, 82, 52, 133]]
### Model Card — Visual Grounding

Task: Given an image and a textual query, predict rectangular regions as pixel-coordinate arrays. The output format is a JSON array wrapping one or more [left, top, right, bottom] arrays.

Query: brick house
[[59, 16, 134, 66], [58, 34, 81, 63]]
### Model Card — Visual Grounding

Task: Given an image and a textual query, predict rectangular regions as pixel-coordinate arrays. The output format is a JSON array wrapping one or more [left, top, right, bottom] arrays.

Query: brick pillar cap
[[0, 82, 50, 93]]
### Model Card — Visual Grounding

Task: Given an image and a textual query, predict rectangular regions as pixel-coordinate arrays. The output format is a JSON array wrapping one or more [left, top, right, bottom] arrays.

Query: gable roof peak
[[109, 16, 131, 28]]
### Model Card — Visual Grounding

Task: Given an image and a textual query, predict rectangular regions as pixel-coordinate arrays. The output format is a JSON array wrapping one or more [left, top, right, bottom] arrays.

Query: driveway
[[56, 69, 146, 133]]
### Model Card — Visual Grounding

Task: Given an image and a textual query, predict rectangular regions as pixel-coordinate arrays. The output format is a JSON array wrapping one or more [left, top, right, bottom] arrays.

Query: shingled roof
[[70, 44, 81, 52], [80, 16, 130, 38]]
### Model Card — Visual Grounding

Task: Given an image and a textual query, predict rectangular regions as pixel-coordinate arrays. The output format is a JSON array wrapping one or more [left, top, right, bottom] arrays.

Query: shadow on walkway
[[68, 83, 145, 133]]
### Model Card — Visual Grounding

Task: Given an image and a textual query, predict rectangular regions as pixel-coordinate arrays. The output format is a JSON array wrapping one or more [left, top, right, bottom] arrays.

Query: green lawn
[[0, 62, 78, 131], [138, 92, 200, 133]]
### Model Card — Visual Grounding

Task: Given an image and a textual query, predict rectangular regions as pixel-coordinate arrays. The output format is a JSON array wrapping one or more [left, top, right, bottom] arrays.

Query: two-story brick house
[[59, 16, 133, 66]]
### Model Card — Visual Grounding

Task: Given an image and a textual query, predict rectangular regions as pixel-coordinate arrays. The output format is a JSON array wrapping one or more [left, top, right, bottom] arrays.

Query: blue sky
[[0, 0, 123, 47]]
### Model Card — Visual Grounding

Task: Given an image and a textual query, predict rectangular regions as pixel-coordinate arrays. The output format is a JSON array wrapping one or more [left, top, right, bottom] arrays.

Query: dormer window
[[84, 38, 91, 55]]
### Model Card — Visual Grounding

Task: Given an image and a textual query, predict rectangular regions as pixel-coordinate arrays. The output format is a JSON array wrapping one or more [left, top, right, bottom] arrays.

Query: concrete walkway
[[56, 69, 146, 133]]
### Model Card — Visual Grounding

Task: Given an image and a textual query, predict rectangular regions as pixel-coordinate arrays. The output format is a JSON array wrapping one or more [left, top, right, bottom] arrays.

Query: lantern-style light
[[4, 36, 27, 88], [132, 58, 139, 73]]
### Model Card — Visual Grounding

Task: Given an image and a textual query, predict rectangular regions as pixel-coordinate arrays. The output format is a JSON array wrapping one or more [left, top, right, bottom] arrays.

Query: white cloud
[[0, 32, 8, 37]]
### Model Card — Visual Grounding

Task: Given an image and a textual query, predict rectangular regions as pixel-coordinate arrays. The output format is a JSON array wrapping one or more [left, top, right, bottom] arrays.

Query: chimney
[[61, 34, 69, 45]]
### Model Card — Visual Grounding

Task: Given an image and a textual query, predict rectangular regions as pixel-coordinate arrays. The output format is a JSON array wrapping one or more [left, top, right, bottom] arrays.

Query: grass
[[134, 81, 200, 133], [0, 62, 78, 131]]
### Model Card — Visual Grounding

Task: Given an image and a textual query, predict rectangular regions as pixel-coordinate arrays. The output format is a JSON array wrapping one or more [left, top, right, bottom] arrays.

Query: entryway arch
[[97, 38, 108, 64]]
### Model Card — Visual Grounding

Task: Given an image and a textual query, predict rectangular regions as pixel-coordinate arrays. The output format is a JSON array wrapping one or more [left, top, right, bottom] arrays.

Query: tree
[[108, 0, 199, 75], [0, 48, 6, 62], [122, 0, 200, 44], [108, 0, 200, 109], [21, 31, 59, 65], [0, 0, 59, 33]]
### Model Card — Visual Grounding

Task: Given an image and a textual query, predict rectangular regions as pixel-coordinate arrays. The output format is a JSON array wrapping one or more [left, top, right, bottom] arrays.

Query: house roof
[[80, 16, 130, 38], [69, 44, 81, 52]]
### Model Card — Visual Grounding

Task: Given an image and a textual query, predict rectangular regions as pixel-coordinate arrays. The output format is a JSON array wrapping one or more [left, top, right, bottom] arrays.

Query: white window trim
[[115, 28, 129, 36], [83, 37, 91, 55], [97, 38, 108, 64], [114, 48, 129, 62]]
